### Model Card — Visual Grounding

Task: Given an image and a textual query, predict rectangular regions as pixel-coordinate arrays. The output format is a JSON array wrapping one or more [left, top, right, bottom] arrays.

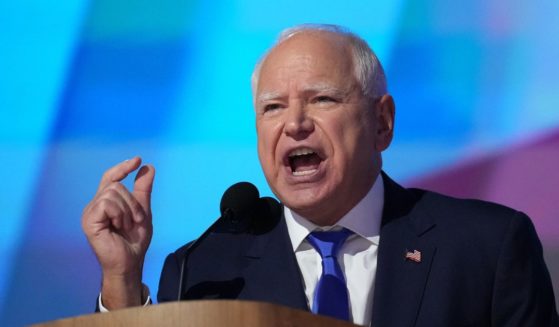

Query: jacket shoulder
[[409, 187, 524, 228]]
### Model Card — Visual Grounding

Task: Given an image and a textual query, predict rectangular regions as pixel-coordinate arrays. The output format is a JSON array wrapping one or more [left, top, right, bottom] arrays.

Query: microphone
[[220, 181, 260, 227], [177, 182, 262, 301], [251, 196, 283, 234]]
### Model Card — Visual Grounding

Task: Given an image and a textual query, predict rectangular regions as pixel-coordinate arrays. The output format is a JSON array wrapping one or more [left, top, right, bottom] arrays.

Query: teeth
[[293, 169, 317, 176], [288, 147, 316, 157]]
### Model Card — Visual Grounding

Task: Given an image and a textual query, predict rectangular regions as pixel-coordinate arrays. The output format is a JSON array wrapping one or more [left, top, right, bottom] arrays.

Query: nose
[[284, 102, 314, 139]]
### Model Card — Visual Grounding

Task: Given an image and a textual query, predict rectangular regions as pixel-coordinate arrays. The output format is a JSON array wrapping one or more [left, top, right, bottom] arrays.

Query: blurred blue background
[[1, 0, 558, 325]]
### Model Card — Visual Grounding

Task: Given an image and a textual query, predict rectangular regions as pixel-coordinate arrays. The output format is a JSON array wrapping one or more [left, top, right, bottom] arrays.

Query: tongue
[[291, 154, 321, 172]]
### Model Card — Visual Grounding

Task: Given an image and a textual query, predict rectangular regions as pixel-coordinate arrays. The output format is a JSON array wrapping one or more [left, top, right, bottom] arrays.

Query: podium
[[33, 300, 358, 326]]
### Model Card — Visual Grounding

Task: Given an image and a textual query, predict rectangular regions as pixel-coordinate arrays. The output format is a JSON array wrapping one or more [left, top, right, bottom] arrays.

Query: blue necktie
[[306, 228, 352, 321]]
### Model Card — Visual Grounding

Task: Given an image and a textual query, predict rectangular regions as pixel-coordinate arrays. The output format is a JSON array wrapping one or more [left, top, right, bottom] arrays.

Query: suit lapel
[[239, 214, 309, 311], [372, 173, 437, 327]]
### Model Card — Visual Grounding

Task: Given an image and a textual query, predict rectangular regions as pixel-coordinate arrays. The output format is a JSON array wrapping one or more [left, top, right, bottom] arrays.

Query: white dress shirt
[[284, 175, 384, 326]]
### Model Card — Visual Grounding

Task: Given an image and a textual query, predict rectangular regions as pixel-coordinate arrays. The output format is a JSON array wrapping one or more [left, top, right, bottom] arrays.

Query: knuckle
[[111, 182, 127, 192], [130, 201, 144, 215], [98, 188, 123, 204], [105, 183, 130, 199], [102, 182, 119, 193], [103, 187, 120, 199], [100, 173, 111, 185], [96, 198, 115, 213]]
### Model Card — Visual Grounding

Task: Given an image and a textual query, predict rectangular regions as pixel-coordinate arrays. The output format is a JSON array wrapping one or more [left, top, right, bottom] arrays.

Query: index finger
[[97, 157, 142, 193]]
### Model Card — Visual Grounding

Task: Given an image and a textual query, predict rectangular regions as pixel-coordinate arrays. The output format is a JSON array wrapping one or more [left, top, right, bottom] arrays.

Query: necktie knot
[[307, 228, 352, 259]]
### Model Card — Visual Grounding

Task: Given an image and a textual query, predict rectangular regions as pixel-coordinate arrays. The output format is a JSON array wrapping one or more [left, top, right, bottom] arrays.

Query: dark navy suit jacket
[[157, 173, 558, 326]]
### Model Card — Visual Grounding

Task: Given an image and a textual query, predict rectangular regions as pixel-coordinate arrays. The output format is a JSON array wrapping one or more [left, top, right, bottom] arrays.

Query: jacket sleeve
[[157, 252, 181, 303]]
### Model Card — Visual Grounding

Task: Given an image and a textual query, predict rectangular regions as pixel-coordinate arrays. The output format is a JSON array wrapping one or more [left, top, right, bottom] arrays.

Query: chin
[[277, 184, 333, 217]]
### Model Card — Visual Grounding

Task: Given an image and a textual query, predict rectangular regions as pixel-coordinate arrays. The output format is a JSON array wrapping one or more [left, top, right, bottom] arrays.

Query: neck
[[294, 171, 382, 226]]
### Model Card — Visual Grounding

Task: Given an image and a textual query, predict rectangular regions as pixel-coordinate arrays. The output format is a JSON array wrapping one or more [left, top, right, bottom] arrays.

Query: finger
[[105, 183, 146, 225], [97, 157, 142, 193], [98, 188, 135, 231], [133, 165, 155, 218], [89, 198, 125, 230]]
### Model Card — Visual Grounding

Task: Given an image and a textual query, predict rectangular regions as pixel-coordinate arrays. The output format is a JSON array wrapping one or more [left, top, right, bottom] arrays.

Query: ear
[[374, 94, 395, 152]]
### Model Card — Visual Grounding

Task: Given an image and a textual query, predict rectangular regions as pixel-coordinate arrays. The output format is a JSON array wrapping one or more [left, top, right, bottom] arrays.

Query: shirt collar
[[284, 174, 384, 251]]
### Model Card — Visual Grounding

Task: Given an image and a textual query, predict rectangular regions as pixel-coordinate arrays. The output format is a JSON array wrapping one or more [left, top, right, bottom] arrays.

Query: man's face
[[255, 32, 391, 225]]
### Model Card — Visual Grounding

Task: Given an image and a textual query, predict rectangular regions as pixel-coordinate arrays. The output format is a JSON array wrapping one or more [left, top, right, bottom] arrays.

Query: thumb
[[133, 164, 156, 214]]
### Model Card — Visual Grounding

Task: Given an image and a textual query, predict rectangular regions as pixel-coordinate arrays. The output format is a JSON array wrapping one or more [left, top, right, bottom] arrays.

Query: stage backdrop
[[1, 0, 558, 325]]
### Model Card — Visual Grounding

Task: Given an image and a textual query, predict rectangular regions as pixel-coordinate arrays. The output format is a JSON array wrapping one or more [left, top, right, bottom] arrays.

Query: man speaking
[[82, 24, 558, 326]]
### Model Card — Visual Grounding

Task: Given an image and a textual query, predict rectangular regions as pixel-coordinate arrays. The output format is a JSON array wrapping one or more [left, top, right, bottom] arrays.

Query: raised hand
[[82, 157, 155, 309]]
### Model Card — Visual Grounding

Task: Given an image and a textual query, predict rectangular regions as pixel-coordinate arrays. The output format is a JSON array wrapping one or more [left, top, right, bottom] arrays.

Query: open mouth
[[287, 147, 323, 176]]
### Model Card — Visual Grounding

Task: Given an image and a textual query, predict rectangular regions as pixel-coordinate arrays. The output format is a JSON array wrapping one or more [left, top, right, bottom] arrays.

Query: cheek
[[325, 112, 356, 148], [256, 121, 281, 172], [256, 130, 271, 166], [331, 112, 373, 165]]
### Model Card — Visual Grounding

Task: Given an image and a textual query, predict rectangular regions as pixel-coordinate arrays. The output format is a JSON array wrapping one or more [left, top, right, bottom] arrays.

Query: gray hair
[[251, 24, 387, 99]]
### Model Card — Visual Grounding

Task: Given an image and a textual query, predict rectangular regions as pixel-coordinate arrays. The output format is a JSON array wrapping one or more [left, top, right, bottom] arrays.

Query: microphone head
[[250, 196, 282, 234], [219, 182, 260, 218]]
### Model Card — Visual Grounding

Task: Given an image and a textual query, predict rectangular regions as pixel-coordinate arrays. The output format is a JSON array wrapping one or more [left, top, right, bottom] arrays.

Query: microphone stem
[[176, 215, 228, 301]]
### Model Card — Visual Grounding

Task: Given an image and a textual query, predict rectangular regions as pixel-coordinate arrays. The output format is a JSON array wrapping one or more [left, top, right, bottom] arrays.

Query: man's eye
[[315, 96, 336, 103], [263, 103, 281, 112]]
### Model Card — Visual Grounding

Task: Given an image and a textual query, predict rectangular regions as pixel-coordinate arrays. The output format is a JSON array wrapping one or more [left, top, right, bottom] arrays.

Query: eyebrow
[[257, 91, 284, 103], [256, 83, 349, 103]]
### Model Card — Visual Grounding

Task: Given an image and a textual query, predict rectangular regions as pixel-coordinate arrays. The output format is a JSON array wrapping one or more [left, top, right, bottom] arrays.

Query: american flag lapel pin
[[405, 249, 422, 263]]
